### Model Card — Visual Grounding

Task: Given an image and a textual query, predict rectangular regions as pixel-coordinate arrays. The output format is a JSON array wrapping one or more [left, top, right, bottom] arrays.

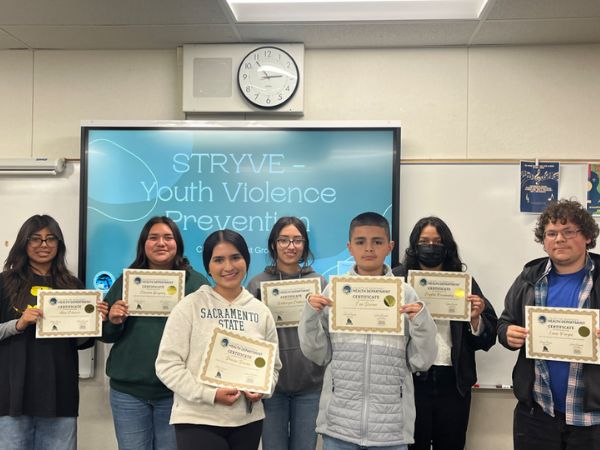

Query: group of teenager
[[0, 198, 598, 450]]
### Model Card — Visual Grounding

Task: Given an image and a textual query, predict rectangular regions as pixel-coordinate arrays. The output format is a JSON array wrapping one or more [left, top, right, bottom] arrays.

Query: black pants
[[409, 366, 471, 450], [514, 402, 600, 450], [174, 420, 263, 450]]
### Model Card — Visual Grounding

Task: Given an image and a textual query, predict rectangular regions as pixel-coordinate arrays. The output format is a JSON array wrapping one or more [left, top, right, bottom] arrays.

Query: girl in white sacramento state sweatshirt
[[156, 229, 281, 450]]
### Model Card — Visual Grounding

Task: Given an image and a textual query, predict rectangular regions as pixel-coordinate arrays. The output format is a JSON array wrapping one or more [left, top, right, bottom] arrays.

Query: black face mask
[[416, 244, 446, 268]]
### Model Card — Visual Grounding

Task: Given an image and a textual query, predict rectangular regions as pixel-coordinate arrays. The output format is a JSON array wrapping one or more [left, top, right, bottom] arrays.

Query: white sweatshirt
[[156, 284, 281, 427]]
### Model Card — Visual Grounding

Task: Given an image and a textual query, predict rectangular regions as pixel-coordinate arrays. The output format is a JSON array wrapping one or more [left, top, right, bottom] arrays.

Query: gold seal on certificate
[[407, 270, 471, 321], [329, 276, 404, 335], [525, 306, 600, 364], [199, 328, 277, 394], [36, 290, 102, 338], [123, 269, 185, 317], [261, 278, 321, 327]]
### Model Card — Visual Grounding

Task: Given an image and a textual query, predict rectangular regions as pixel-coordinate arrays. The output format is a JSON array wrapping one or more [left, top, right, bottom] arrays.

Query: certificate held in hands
[[525, 306, 600, 364], [261, 278, 321, 327], [329, 275, 404, 335], [36, 290, 103, 338], [199, 328, 277, 394], [407, 270, 471, 321], [123, 269, 185, 317]]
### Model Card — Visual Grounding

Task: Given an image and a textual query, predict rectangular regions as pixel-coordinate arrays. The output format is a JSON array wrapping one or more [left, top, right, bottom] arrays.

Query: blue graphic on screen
[[84, 128, 397, 286]]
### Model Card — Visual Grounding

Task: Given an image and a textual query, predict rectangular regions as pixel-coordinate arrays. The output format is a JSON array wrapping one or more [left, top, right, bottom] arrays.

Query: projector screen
[[79, 121, 400, 291]]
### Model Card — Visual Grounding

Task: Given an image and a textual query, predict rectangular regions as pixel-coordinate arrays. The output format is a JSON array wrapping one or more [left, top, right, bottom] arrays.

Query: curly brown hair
[[534, 199, 599, 249]]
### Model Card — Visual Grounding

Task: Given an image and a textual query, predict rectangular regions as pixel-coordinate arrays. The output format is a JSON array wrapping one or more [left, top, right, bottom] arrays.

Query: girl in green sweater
[[102, 216, 208, 450]]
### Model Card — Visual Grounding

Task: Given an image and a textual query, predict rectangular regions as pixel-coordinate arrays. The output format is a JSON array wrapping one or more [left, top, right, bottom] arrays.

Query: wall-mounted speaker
[[182, 43, 304, 114]]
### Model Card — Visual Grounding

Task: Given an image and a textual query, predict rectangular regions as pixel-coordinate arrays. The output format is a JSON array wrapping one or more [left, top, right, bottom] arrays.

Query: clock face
[[237, 46, 299, 109]]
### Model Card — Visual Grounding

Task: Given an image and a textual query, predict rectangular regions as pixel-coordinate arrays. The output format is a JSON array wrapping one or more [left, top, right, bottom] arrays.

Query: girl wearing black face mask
[[392, 217, 498, 450]]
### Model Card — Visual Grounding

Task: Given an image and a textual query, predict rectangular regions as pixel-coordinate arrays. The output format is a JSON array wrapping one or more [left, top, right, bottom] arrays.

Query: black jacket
[[393, 264, 498, 396], [497, 253, 600, 411]]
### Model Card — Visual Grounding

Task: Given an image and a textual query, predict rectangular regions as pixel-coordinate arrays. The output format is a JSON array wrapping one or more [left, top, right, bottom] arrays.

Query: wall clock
[[237, 46, 300, 109]]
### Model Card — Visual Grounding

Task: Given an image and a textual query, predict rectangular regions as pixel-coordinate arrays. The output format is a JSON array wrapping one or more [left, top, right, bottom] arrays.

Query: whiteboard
[[398, 162, 597, 388], [0, 163, 94, 377], [1, 161, 597, 386]]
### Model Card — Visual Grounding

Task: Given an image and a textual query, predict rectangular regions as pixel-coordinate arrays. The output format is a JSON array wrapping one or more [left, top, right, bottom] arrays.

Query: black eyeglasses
[[276, 238, 306, 247], [28, 236, 60, 247]]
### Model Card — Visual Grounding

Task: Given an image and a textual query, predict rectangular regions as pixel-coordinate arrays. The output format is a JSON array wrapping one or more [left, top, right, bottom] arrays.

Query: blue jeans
[[0, 415, 77, 450], [323, 435, 408, 450], [110, 388, 177, 450], [261, 389, 320, 450]]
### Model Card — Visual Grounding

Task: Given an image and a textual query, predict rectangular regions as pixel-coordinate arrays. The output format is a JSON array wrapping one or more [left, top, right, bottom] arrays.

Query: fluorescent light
[[226, 0, 489, 22]]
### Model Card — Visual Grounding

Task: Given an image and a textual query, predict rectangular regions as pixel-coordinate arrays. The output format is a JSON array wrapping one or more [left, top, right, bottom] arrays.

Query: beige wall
[[1, 44, 600, 160], [2, 44, 599, 449]]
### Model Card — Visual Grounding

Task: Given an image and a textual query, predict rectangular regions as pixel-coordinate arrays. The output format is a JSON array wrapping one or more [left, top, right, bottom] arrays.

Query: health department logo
[[93, 271, 115, 292], [537, 315, 547, 324], [419, 278, 427, 286], [342, 285, 352, 294], [272, 288, 280, 296], [49, 298, 58, 306], [220, 338, 229, 347]]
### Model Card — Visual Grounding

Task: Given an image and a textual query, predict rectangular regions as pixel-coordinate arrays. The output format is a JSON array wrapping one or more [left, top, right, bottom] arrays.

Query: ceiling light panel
[[226, 0, 489, 22]]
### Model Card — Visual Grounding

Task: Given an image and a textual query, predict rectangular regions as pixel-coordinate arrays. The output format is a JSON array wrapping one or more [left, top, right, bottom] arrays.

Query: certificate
[[261, 278, 321, 327], [36, 290, 102, 338], [123, 269, 185, 316], [407, 270, 471, 321], [525, 306, 600, 364], [329, 276, 404, 335], [199, 327, 277, 394]]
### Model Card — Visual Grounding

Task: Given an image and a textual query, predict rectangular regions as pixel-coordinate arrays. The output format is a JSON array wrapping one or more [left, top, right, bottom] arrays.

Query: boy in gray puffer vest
[[299, 212, 438, 449]]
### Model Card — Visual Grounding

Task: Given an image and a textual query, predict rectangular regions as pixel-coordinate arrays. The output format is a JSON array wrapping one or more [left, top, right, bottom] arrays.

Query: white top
[[155, 285, 281, 427], [433, 318, 484, 366]]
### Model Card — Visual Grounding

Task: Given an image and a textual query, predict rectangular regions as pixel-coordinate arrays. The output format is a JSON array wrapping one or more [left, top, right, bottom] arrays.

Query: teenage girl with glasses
[[0, 214, 108, 450], [247, 216, 326, 450]]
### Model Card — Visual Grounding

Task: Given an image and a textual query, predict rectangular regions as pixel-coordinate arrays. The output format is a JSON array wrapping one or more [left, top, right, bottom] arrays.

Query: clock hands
[[238, 46, 298, 108], [256, 61, 272, 80]]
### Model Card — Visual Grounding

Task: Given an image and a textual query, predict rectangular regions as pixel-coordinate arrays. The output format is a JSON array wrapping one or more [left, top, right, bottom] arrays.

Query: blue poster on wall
[[520, 161, 559, 213], [80, 123, 400, 289], [588, 163, 600, 216]]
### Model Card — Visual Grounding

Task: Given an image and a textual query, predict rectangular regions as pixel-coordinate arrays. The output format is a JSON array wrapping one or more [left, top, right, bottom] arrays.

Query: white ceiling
[[1, 0, 600, 50]]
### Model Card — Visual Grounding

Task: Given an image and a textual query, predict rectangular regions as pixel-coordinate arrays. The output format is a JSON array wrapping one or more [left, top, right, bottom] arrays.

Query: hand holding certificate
[[36, 290, 103, 338], [407, 270, 471, 321], [123, 269, 185, 317], [329, 276, 404, 335], [199, 328, 277, 394], [525, 306, 600, 364], [261, 278, 321, 327]]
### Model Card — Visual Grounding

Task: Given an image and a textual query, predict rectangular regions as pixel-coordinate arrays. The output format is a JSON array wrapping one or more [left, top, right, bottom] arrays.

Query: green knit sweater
[[102, 268, 208, 400]]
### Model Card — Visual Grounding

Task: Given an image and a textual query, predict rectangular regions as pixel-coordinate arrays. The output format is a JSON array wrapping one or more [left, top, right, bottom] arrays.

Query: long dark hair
[[203, 229, 251, 275], [129, 216, 189, 270], [3, 215, 79, 311], [267, 216, 314, 269], [402, 216, 465, 272]]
